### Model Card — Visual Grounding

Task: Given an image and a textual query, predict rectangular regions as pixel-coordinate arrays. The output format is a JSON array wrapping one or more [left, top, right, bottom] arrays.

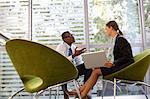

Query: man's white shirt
[[56, 42, 84, 66]]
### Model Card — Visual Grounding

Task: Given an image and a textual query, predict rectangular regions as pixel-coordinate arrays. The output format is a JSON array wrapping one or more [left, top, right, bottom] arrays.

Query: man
[[56, 31, 92, 99]]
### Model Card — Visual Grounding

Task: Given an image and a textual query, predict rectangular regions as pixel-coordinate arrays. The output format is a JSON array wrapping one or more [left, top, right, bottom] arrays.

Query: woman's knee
[[92, 68, 101, 76]]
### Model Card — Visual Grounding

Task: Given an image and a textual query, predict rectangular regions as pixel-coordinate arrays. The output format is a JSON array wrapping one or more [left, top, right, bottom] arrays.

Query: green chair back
[[104, 49, 150, 81], [6, 39, 78, 93]]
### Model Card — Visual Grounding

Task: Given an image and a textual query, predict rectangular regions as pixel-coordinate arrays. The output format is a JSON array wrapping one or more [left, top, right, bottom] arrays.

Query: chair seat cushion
[[21, 75, 43, 92]]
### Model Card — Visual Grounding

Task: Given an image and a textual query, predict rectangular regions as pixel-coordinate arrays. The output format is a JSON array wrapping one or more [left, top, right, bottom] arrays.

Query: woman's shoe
[[68, 90, 77, 96]]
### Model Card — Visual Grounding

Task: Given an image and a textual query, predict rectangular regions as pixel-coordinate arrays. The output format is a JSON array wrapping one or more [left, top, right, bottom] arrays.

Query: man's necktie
[[68, 48, 72, 56]]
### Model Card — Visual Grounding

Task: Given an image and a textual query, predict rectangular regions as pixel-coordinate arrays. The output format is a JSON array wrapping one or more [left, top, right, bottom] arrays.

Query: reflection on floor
[[92, 95, 150, 99]]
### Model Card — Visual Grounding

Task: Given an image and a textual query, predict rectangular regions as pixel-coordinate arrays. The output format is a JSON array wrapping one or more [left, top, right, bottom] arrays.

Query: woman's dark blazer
[[100, 34, 134, 76], [113, 34, 134, 67]]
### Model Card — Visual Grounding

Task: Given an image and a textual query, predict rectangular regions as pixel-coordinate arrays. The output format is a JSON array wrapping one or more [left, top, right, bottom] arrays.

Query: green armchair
[[103, 49, 150, 99], [6, 39, 81, 99]]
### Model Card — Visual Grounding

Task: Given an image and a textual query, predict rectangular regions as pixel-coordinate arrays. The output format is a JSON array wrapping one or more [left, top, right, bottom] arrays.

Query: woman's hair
[[106, 21, 123, 35]]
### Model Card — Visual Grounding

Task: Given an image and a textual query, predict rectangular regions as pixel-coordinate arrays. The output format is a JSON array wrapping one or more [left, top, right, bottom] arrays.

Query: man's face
[[63, 33, 75, 45]]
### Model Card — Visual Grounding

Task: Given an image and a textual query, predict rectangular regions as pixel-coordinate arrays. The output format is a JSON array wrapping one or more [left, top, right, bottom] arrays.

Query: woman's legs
[[80, 68, 102, 97]]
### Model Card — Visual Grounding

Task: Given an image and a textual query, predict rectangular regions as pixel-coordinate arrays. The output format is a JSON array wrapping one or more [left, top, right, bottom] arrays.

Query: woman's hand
[[104, 62, 113, 68]]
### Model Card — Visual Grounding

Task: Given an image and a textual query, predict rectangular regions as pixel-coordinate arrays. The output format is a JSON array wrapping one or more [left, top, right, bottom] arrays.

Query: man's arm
[[56, 44, 73, 61]]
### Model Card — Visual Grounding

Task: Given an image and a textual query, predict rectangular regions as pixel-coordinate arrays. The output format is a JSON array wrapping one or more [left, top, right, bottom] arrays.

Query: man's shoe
[[64, 91, 69, 99], [82, 95, 92, 99]]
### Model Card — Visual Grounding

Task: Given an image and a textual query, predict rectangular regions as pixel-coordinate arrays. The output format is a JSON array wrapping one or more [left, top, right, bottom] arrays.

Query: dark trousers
[[76, 63, 92, 83], [62, 63, 92, 99]]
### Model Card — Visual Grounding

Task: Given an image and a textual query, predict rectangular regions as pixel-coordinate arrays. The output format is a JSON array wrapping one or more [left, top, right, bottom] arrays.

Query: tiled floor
[[19, 95, 149, 99], [92, 95, 150, 99]]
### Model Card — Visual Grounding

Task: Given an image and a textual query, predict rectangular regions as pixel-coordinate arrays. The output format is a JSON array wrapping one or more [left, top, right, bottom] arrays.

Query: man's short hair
[[61, 31, 70, 39]]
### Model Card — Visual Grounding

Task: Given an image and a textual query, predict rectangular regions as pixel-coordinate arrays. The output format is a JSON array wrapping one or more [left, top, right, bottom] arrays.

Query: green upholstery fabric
[[6, 39, 78, 93], [104, 49, 150, 81]]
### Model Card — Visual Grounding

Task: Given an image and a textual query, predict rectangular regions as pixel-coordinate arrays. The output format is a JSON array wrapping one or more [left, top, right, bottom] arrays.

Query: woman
[[79, 21, 134, 98]]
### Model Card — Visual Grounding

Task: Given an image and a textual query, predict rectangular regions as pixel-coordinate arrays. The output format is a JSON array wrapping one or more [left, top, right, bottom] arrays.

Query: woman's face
[[104, 26, 112, 37]]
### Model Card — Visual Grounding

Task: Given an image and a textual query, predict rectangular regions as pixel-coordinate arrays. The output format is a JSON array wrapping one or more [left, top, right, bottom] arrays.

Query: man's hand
[[72, 47, 86, 58], [104, 61, 113, 68]]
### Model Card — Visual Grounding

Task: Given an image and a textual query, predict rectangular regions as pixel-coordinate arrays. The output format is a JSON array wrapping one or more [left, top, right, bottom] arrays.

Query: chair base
[[8, 88, 25, 99], [35, 79, 81, 99], [102, 78, 150, 99]]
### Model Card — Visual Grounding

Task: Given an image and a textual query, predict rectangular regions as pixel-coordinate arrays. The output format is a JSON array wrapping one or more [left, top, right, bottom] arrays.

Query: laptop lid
[[82, 51, 107, 69]]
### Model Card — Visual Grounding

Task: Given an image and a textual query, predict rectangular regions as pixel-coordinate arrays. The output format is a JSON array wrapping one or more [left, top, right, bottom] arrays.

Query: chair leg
[[139, 86, 148, 99], [136, 81, 150, 99], [54, 87, 59, 99], [73, 79, 82, 99], [101, 80, 108, 99], [114, 78, 117, 99], [33, 93, 39, 99], [34, 90, 44, 99], [8, 87, 25, 99], [56, 87, 59, 99], [105, 80, 122, 93], [49, 88, 52, 99]]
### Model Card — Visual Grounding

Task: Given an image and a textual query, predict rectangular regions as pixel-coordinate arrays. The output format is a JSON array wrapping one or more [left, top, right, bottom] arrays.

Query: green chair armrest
[[21, 75, 43, 93]]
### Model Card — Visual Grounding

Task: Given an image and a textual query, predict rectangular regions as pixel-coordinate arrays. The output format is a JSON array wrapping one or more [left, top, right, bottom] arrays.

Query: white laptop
[[82, 51, 107, 69]]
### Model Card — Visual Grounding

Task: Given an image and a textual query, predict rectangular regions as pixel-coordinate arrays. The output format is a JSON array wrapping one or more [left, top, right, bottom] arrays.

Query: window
[[88, 0, 140, 44], [0, 0, 149, 98], [0, 0, 29, 40], [144, 0, 150, 47], [0, 0, 29, 98], [32, 0, 85, 46]]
